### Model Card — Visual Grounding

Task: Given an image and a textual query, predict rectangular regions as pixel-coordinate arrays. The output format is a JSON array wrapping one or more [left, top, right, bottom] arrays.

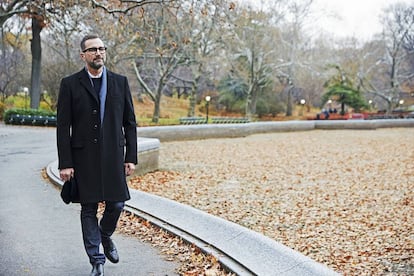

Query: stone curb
[[137, 119, 414, 141]]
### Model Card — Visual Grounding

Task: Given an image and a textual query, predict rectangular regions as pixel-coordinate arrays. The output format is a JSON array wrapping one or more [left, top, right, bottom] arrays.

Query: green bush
[[4, 95, 29, 109], [4, 108, 56, 124], [0, 102, 5, 120]]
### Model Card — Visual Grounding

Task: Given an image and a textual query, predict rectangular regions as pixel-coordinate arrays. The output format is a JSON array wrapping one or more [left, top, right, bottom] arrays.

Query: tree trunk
[[187, 64, 202, 117], [187, 80, 197, 117], [286, 86, 293, 116], [245, 85, 253, 119], [340, 102, 345, 115], [30, 16, 43, 109], [152, 93, 160, 123], [250, 84, 259, 115], [152, 84, 163, 123]]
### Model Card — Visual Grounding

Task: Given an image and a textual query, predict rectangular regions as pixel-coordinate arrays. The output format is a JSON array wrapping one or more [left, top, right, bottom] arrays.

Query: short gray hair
[[80, 34, 100, 51]]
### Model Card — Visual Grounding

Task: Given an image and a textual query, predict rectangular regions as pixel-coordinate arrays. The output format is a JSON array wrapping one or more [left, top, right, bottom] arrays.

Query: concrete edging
[[137, 119, 414, 141], [126, 189, 339, 276]]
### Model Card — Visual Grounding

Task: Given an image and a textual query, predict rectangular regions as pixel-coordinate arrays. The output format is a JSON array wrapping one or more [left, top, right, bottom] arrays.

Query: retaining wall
[[137, 119, 414, 142]]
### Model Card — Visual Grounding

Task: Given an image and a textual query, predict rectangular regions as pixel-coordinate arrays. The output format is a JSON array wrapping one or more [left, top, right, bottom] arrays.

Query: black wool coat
[[57, 68, 137, 203]]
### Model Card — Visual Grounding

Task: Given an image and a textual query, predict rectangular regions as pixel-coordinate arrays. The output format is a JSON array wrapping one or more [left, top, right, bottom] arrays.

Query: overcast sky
[[238, 0, 413, 41], [309, 0, 413, 41]]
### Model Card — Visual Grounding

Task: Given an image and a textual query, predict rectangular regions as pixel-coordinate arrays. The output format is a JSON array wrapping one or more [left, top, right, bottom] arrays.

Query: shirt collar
[[85, 67, 103, 79]]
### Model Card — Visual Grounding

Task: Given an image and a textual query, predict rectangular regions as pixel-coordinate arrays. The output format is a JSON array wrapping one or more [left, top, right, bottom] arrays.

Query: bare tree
[[0, 0, 86, 109], [0, 0, 163, 110], [274, 0, 314, 116], [1, 0, 42, 108], [226, 2, 286, 119], [41, 6, 91, 109], [0, 19, 28, 101], [360, 3, 414, 112], [127, 2, 189, 123], [178, 0, 231, 117]]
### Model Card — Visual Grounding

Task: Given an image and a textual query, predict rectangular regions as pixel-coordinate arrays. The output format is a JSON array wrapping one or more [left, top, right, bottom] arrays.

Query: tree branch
[[90, 0, 175, 14]]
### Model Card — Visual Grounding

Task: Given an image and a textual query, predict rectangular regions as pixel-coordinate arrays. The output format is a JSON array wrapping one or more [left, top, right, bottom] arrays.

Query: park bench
[[179, 117, 206, 125], [211, 117, 250, 124], [7, 114, 57, 126], [366, 114, 399, 120]]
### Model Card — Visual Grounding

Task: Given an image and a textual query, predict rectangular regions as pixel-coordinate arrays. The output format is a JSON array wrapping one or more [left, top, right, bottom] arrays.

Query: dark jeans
[[80, 201, 125, 265]]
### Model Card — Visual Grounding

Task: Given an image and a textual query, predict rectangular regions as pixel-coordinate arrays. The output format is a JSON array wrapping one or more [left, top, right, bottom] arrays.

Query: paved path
[[0, 124, 178, 276]]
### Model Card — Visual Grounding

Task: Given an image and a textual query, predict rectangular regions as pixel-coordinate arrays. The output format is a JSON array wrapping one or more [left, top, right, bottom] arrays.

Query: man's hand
[[60, 168, 74, 182], [124, 163, 135, 176]]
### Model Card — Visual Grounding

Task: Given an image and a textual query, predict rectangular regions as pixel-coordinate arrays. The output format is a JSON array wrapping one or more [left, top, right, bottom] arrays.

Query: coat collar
[[78, 68, 114, 101]]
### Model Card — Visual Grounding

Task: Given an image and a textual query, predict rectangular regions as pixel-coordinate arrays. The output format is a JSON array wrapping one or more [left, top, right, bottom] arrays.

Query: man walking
[[57, 34, 137, 276]]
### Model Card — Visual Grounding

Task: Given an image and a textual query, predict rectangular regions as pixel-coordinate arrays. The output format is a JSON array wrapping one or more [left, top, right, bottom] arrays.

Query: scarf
[[87, 66, 107, 125], [99, 66, 107, 124]]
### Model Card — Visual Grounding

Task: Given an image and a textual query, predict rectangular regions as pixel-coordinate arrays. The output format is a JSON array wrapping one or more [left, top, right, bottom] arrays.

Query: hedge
[[4, 108, 57, 127]]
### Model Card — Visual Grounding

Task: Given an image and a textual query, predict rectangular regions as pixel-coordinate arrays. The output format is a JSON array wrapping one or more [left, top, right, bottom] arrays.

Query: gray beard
[[89, 62, 103, 70]]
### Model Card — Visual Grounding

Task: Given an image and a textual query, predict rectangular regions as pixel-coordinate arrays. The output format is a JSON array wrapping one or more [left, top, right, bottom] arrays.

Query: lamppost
[[299, 99, 306, 116], [23, 87, 29, 109], [205, 96, 211, 123]]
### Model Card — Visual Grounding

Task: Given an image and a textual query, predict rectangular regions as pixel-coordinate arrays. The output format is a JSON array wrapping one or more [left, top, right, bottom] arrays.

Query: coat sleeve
[[56, 77, 74, 169], [122, 76, 138, 164]]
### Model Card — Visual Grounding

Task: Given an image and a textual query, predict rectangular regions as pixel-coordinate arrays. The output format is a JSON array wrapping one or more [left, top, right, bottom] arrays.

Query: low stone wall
[[47, 137, 161, 178], [137, 119, 414, 142], [136, 137, 160, 175]]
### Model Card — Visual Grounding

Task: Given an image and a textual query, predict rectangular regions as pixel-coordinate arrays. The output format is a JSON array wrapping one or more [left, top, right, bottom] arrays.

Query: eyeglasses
[[82, 47, 107, 54]]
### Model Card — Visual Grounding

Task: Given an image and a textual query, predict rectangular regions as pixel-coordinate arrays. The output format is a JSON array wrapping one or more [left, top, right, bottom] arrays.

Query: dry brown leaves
[[127, 128, 414, 275], [116, 210, 234, 276], [98, 202, 230, 275]]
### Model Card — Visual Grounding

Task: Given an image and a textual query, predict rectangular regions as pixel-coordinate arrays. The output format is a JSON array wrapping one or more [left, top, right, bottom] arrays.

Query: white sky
[[309, 0, 414, 41], [239, 0, 413, 41]]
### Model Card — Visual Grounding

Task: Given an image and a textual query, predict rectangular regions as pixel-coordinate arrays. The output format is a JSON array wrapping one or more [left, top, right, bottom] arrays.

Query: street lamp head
[[300, 99, 306, 105], [205, 95, 211, 102], [399, 99, 404, 105]]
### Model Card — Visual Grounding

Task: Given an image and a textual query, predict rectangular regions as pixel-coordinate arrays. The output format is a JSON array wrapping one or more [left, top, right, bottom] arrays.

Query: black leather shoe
[[102, 238, 119, 263], [90, 263, 104, 276]]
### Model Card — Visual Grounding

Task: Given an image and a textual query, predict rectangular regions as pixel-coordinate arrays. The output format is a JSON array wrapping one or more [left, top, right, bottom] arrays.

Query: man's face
[[80, 38, 106, 70]]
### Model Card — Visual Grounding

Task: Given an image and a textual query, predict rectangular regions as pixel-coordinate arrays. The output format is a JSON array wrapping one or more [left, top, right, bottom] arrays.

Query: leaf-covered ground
[[127, 128, 414, 275]]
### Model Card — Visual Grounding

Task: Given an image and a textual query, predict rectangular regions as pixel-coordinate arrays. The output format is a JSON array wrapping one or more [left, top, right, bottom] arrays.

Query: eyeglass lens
[[84, 47, 107, 53]]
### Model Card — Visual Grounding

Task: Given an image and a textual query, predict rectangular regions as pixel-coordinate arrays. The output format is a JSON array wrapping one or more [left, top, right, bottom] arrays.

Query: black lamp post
[[205, 95, 211, 123], [299, 99, 306, 116], [23, 87, 29, 109]]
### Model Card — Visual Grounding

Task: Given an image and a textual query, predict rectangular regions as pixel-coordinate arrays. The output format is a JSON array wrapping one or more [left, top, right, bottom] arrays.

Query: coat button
[[92, 109, 98, 115], [93, 138, 98, 144], [93, 124, 98, 129]]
